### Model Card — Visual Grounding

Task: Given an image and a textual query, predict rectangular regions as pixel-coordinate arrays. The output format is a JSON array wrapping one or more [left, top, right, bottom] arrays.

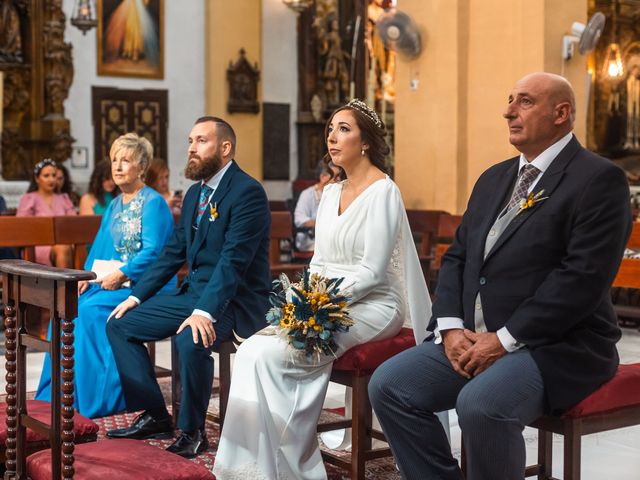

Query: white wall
[[62, 0, 205, 192], [261, 0, 298, 200]]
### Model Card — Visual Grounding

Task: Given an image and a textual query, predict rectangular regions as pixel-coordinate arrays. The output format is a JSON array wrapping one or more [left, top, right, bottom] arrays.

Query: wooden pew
[[270, 210, 307, 279], [611, 223, 640, 325], [406, 209, 447, 283], [54, 215, 102, 270], [0, 217, 56, 263], [430, 214, 463, 290]]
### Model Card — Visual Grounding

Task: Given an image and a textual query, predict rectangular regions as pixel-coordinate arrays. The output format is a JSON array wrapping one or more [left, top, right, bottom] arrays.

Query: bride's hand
[[99, 270, 128, 291]]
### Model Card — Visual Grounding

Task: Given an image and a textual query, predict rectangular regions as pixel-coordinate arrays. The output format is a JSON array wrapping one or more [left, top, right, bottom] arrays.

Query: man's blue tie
[[196, 184, 213, 225]]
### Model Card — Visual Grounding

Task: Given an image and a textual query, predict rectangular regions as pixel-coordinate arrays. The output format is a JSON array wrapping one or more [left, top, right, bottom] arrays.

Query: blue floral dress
[[35, 186, 176, 418]]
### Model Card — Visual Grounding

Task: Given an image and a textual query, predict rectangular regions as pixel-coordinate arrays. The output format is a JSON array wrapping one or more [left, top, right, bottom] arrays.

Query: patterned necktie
[[196, 184, 213, 225], [505, 163, 540, 212]]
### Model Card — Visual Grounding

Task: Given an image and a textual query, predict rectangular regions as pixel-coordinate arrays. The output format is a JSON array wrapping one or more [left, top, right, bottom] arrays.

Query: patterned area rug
[[94, 408, 402, 479]]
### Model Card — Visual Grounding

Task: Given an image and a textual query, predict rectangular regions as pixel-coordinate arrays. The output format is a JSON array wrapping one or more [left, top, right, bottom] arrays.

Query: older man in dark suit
[[106, 116, 271, 458], [369, 73, 632, 479]]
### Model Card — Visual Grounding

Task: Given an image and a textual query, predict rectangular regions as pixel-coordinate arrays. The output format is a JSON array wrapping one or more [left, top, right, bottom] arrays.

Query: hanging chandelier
[[71, 0, 98, 35], [282, 0, 314, 14]]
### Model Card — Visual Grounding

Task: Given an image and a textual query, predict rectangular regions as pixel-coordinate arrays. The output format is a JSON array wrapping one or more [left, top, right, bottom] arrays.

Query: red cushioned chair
[[0, 400, 98, 465], [460, 363, 640, 480], [26, 439, 215, 480], [523, 363, 640, 480], [318, 327, 416, 480], [1, 260, 215, 480]]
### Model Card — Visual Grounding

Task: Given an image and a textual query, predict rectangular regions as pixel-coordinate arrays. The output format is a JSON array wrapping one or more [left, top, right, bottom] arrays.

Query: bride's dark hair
[[322, 102, 390, 180]]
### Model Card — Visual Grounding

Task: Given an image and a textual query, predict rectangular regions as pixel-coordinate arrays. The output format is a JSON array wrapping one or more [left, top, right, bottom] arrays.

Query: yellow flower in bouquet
[[265, 269, 353, 357]]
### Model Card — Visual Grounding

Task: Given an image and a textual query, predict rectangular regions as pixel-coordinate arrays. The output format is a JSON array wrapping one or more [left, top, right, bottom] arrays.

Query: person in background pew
[[79, 159, 119, 216], [16, 158, 77, 267], [293, 162, 338, 252], [369, 72, 632, 480], [213, 99, 434, 479], [106, 116, 271, 459], [146, 158, 183, 215], [55, 163, 81, 209], [34, 132, 175, 419]]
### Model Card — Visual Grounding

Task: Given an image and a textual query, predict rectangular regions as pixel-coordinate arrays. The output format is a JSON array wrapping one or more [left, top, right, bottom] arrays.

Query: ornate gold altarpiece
[[0, 0, 74, 181]]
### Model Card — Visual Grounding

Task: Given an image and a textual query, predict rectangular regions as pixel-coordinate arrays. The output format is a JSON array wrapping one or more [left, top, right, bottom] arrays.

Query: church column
[[205, 1, 263, 180], [395, 0, 587, 213]]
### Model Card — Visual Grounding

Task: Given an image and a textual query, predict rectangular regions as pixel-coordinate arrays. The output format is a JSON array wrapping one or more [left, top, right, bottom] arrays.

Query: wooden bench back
[[54, 216, 102, 269], [0, 216, 103, 269], [0, 217, 56, 263], [0, 216, 55, 247], [433, 214, 463, 270], [270, 211, 293, 265], [627, 222, 640, 250], [613, 258, 640, 289], [406, 209, 446, 258]]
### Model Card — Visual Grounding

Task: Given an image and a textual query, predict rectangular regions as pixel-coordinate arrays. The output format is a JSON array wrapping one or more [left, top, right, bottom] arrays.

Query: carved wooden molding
[[227, 48, 260, 114], [0, 0, 74, 180]]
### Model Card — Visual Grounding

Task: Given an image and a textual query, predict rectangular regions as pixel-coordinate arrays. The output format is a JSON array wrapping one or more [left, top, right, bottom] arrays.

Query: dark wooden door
[[91, 86, 168, 164]]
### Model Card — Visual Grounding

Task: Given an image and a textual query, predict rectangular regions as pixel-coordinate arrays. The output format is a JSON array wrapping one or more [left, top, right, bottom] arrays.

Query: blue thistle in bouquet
[[266, 269, 353, 357]]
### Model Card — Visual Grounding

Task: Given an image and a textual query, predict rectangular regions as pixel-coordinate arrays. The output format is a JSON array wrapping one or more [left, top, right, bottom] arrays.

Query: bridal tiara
[[346, 99, 383, 129]]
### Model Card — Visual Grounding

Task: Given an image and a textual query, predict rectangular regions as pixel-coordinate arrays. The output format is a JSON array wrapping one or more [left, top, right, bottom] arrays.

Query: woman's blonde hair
[[109, 132, 154, 176]]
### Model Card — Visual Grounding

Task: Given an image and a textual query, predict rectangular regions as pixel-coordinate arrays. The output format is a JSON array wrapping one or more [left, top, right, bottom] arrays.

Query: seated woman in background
[[79, 159, 119, 215], [17, 159, 77, 267], [294, 163, 337, 252], [35, 132, 176, 419], [55, 163, 81, 209], [146, 158, 183, 215]]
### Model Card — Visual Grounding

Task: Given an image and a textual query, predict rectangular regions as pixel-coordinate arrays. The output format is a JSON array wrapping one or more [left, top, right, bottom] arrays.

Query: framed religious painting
[[97, 0, 164, 79]]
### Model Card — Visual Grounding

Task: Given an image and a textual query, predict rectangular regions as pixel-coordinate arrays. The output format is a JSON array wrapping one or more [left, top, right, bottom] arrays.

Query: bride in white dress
[[213, 99, 432, 479]]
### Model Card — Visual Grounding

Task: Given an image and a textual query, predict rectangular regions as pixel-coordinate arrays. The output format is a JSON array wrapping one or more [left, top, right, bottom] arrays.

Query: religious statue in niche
[[624, 60, 640, 151], [0, 0, 23, 63], [318, 16, 349, 108], [227, 49, 260, 114], [366, 0, 396, 104]]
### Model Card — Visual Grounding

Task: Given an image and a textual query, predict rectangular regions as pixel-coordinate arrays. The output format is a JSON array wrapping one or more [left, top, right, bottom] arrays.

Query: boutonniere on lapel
[[209, 202, 219, 222], [518, 190, 549, 215]]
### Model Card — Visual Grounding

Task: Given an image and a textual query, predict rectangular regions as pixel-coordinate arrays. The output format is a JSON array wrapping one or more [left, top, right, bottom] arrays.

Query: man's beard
[[184, 150, 223, 181]]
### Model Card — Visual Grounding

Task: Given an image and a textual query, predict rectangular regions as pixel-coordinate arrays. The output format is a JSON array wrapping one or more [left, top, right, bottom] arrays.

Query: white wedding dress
[[213, 177, 432, 479]]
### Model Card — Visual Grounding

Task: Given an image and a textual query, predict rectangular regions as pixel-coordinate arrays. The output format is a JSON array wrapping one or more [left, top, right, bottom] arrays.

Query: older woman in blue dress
[[35, 132, 176, 418]]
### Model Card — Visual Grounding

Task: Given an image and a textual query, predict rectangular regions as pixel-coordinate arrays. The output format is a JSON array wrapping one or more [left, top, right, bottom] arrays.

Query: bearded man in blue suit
[[106, 116, 271, 458]]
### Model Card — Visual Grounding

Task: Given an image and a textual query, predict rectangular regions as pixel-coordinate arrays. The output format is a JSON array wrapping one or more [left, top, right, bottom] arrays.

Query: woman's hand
[[78, 281, 89, 295], [99, 270, 128, 290]]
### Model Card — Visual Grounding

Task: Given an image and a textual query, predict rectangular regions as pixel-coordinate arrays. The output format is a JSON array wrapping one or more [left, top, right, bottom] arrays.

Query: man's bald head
[[503, 72, 576, 160]]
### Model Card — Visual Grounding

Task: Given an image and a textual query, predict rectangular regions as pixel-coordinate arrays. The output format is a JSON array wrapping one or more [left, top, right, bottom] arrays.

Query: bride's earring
[[361, 147, 366, 156]]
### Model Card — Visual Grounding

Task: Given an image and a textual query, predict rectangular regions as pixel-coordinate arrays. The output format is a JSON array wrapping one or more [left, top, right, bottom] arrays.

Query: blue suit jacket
[[132, 161, 271, 338]]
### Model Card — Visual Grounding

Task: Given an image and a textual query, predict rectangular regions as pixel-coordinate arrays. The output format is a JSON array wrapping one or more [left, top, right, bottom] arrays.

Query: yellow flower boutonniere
[[519, 189, 548, 214], [209, 202, 219, 222]]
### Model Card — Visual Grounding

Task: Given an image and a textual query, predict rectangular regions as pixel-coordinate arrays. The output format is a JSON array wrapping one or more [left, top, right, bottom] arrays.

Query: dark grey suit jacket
[[430, 136, 632, 413]]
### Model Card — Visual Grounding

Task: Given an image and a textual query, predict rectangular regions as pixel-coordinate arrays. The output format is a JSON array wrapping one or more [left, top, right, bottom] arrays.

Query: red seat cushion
[[563, 363, 640, 418], [0, 400, 98, 445], [333, 327, 416, 375], [27, 438, 215, 479]]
